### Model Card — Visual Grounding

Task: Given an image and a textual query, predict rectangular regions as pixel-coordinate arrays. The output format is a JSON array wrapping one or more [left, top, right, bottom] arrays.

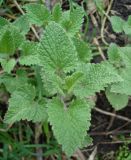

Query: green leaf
[[13, 15, 30, 35], [106, 89, 128, 110], [47, 98, 91, 156], [0, 58, 16, 73], [111, 67, 131, 95], [64, 72, 83, 93], [123, 15, 131, 35], [61, 6, 84, 36], [52, 3, 62, 22], [118, 47, 131, 67], [38, 22, 78, 73], [4, 84, 47, 123], [80, 134, 93, 148], [108, 46, 131, 68], [24, 3, 51, 26], [41, 69, 64, 96], [0, 25, 24, 55], [11, 26, 25, 49], [110, 16, 125, 33], [68, 6, 84, 35], [60, 10, 70, 28], [123, 24, 131, 35], [73, 62, 122, 97], [0, 26, 15, 54], [73, 38, 92, 62], [107, 43, 121, 64], [0, 17, 9, 29], [19, 41, 40, 66], [0, 70, 28, 93]]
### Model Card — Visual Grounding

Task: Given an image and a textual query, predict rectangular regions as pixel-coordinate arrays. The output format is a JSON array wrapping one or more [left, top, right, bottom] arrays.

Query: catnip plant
[[0, 2, 131, 156]]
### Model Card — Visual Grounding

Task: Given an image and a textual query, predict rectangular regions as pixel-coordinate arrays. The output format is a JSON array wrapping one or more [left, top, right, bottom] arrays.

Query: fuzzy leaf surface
[[110, 16, 125, 33], [24, 3, 51, 26], [11, 26, 25, 49], [73, 38, 92, 62], [0, 58, 16, 73], [0, 71, 28, 93], [64, 72, 83, 93], [123, 16, 131, 35], [4, 84, 47, 123], [106, 89, 128, 110], [38, 22, 78, 73], [111, 67, 131, 95], [73, 62, 122, 97], [52, 3, 62, 22], [40, 69, 64, 96], [108, 46, 131, 68], [61, 6, 84, 36], [0, 25, 24, 55], [0, 17, 9, 29], [0, 26, 15, 54], [47, 98, 91, 156], [13, 15, 30, 35], [107, 43, 121, 64], [19, 41, 40, 66], [118, 47, 131, 67]]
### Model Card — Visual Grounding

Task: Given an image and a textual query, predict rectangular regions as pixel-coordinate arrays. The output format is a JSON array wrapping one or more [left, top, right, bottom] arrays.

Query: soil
[[89, 93, 131, 159]]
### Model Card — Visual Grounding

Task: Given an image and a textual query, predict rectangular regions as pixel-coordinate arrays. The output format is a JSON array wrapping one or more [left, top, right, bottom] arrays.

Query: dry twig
[[106, 109, 116, 131], [93, 38, 106, 60], [101, 0, 114, 45], [94, 107, 131, 123], [88, 146, 97, 160]]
